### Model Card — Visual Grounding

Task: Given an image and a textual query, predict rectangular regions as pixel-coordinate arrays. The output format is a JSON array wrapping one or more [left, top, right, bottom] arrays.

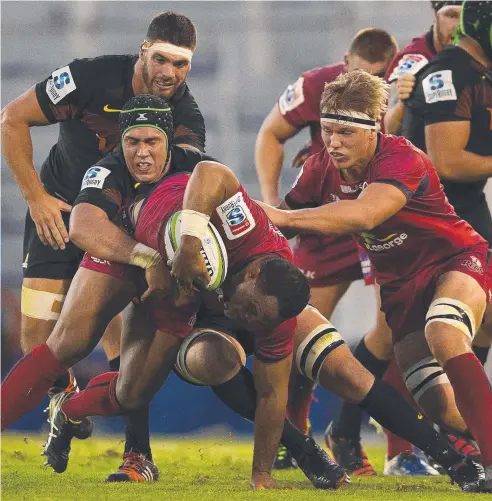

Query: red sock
[[287, 374, 315, 434], [1, 343, 67, 431], [384, 359, 415, 458], [444, 353, 492, 467], [62, 372, 121, 421]]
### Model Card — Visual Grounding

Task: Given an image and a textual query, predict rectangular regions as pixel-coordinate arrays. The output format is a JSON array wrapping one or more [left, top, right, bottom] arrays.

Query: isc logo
[[54, 72, 71, 90]]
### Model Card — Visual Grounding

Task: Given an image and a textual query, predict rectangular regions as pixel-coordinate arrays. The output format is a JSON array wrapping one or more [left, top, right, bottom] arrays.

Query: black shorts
[[456, 196, 492, 248], [23, 210, 85, 280]]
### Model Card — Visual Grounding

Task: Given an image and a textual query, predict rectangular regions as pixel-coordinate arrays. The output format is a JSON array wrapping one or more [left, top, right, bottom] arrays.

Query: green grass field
[[1, 433, 485, 501]]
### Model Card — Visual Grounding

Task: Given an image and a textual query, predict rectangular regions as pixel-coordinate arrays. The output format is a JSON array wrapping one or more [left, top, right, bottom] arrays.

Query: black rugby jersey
[[402, 46, 492, 213], [35, 54, 205, 204], [73, 146, 216, 220]]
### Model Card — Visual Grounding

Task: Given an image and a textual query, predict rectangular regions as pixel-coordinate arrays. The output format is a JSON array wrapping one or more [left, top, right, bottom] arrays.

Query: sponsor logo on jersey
[[103, 104, 121, 113], [81, 166, 111, 190], [423, 70, 457, 104], [461, 256, 483, 274], [46, 65, 77, 105], [216, 192, 256, 240], [278, 77, 305, 115], [388, 53, 429, 83], [360, 232, 408, 252], [329, 193, 340, 202]]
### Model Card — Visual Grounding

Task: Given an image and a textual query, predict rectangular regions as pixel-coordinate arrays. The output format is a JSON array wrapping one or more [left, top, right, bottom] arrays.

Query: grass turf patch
[[1, 433, 483, 501]]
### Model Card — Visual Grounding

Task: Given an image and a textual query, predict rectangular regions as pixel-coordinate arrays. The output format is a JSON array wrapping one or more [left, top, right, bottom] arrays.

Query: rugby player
[[331, 0, 466, 475], [1, 11, 205, 481], [255, 27, 398, 474], [261, 69, 492, 492]]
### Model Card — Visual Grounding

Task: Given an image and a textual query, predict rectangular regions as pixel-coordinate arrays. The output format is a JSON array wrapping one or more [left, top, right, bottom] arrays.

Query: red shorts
[[79, 253, 198, 337], [380, 246, 490, 344], [293, 234, 374, 287]]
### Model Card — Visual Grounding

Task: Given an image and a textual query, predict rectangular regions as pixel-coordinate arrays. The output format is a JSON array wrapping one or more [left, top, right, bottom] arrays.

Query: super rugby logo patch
[[81, 166, 111, 190], [423, 70, 457, 104], [388, 53, 429, 83], [46, 65, 77, 104], [216, 192, 256, 240], [278, 77, 305, 115]]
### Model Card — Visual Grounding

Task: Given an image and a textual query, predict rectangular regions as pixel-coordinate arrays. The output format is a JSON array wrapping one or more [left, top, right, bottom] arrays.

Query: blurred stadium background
[[2, 1, 491, 436]]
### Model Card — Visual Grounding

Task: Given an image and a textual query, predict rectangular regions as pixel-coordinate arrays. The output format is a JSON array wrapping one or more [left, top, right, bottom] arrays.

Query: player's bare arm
[[1, 87, 72, 250], [250, 353, 292, 490], [384, 75, 416, 134], [263, 183, 407, 236], [171, 161, 239, 294], [70, 203, 171, 301], [255, 105, 299, 205], [425, 121, 492, 182]]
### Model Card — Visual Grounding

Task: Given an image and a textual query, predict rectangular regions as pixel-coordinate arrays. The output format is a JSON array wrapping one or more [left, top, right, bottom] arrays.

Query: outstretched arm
[[261, 182, 407, 236]]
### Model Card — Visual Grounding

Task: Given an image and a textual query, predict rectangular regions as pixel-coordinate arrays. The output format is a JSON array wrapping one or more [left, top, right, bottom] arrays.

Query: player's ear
[[343, 53, 349, 66]]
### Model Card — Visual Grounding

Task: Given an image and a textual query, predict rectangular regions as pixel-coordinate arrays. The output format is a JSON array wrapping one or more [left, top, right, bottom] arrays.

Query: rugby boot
[[446, 432, 481, 463], [446, 456, 485, 493], [481, 465, 492, 493], [290, 436, 348, 489], [105, 452, 159, 482], [273, 444, 297, 469], [383, 451, 440, 476], [324, 421, 377, 476], [42, 391, 83, 473], [47, 370, 93, 440]]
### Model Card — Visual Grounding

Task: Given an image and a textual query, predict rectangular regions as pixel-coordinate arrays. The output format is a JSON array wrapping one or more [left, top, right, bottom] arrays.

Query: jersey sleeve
[[172, 89, 206, 152], [284, 155, 323, 208], [73, 153, 126, 219], [411, 67, 471, 125], [278, 71, 321, 128], [254, 317, 296, 363], [373, 149, 428, 201], [35, 58, 95, 123]]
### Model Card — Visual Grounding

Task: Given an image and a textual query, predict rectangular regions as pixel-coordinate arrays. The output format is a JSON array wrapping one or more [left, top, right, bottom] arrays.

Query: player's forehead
[[351, 55, 388, 75], [124, 127, 166, 141]]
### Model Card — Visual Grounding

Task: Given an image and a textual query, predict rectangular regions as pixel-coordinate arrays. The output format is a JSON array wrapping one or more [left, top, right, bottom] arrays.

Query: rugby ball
[[164, 211, 228, 291]]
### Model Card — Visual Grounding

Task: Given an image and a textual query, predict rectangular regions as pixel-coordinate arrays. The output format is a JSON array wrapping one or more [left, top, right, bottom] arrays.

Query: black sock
[[123, 406, 152, 460], [108, 356, 121, 372], [212, 366, 314, 455], [472, 345, 489, 366], [331, 338, 390, 439], [51, 371, 72, 391], [359, 379, 461, 469]]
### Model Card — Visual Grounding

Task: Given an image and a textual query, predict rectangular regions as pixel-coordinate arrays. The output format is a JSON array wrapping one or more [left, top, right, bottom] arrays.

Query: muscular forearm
[[252, 389, 288, 475], [1, 116, 45, 202], [433, 150, 492, 183], [383, 101, 406, 135], [284, 201, 371, 236], [255, 129, 285, 204]]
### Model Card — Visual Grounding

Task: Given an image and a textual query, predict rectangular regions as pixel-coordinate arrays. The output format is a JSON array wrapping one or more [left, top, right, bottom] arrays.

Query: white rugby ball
[[164, 211, 228, 291]]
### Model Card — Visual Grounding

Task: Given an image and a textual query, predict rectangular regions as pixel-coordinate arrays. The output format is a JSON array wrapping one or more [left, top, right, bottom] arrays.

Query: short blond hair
[[320, 70, 389, 122]]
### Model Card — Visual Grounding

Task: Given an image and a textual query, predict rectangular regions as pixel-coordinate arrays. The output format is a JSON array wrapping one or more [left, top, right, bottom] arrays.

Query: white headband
[[144, 41, 193, 62], [320, 110, 377, 130]]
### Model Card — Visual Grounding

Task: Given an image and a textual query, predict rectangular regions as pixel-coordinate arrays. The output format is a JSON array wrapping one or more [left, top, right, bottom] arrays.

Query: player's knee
[[295, 321, 345, 383], [425, 297, 476, 343], [20, 286, 66, 351], [403, 356, 450, 404], [175, 329, 246, 386]]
